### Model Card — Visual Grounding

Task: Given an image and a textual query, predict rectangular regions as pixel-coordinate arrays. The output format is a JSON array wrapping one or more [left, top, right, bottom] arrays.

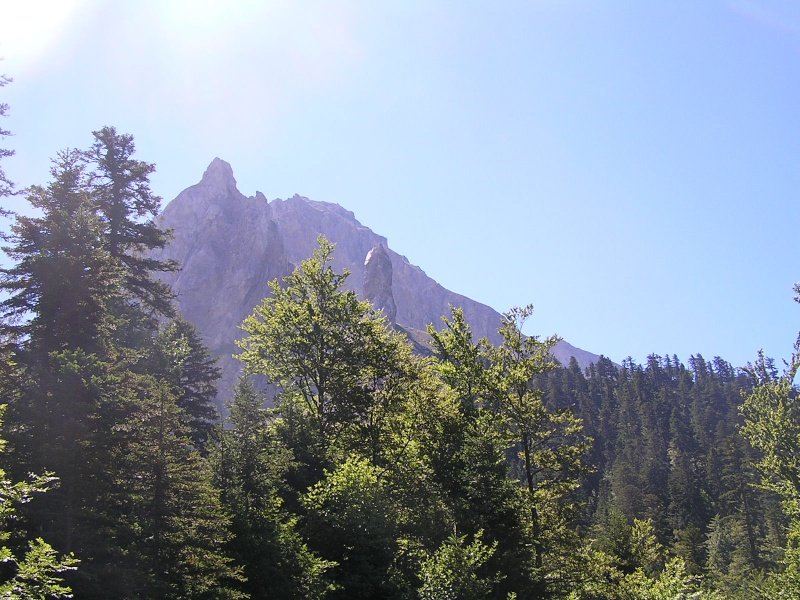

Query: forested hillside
[[1, 121, 800, 598]]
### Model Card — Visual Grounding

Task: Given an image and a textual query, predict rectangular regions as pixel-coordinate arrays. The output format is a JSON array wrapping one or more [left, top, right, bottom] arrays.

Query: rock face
[[152, 159, 605, 409], [364, 244, 397, 326]]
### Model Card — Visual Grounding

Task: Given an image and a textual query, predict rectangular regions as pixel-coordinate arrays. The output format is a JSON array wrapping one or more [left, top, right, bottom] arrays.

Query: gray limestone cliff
[[152, 159, 605, 409], [364, 244, 397, 326]]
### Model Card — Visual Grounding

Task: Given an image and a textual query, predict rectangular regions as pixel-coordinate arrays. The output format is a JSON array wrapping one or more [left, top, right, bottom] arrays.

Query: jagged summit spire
[[364, 243, 397, 326], [200, 158, 239, 195]]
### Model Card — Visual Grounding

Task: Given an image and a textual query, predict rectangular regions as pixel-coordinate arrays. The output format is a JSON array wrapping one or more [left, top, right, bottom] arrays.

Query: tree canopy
[[0, 110, 795, 598]]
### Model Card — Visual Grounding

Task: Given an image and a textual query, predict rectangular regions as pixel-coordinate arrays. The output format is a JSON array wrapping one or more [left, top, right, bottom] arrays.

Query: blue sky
[[1, 0, 799, 369]]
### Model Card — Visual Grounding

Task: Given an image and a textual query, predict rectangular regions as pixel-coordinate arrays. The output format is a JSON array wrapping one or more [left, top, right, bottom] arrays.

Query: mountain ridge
[[153, 158, 606, 408]]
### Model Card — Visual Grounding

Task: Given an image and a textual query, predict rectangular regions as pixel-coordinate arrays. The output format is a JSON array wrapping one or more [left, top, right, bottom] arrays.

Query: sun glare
[[0, 0, 89, 75]]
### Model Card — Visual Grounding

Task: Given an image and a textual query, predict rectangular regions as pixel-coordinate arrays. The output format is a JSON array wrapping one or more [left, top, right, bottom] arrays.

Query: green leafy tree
[[491, 305, 589, 585], [740, 356, 800, 512], [0, 406, 78, 598], [237, 235, 410, 478], [428, 305, 591, 598], [740, 348, 800, 596], [428, 308, 536, 598], [237, 238, 435, 598], [301, 455, 399, 600], [417, 531, 498, 600], [573, 518, 711, 600], [732, 284, 800, 597]]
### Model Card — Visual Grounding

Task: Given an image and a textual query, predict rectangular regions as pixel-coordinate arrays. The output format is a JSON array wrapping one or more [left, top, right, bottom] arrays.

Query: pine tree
[[1, 150, 119, 353], [0, 153, 120, 560], [0, 405, 78, 598], [0, 132, 240, 599]]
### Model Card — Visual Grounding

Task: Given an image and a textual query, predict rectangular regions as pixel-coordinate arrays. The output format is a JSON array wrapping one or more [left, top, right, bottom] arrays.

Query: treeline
[[541, 354, 788, 597], [1, 122, 800, 598]]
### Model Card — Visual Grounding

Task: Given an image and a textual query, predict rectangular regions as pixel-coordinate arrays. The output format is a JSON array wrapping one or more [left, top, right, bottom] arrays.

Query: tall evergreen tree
[[0, 404, 78, 599], [0, 73, 14, 203], [85, 126, 176, 316], [145, 316, 221, 452], [0, 153, 120, 560], [0, 131, 241, 599], [213, 377, 331, 600], [111, 378, 243, 599], [1, 150, 119, 353]]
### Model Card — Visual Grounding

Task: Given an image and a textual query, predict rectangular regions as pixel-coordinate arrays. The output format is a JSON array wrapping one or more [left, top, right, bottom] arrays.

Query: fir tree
[[85, 126, 177, 316], [213, 377, 331, 600], [0, 73, 14, 204]]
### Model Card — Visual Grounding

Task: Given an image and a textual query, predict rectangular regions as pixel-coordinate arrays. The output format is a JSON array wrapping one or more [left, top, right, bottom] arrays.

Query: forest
[[1, 98, 800, 597]]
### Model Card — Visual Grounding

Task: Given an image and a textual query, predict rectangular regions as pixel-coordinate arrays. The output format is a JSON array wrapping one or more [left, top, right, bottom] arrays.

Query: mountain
[[152, 158, 604, 408]]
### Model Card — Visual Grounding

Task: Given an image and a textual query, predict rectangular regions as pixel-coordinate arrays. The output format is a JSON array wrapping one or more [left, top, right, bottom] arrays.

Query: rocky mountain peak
[[152, 161, 607, 409], [199, 158, 239, 196]]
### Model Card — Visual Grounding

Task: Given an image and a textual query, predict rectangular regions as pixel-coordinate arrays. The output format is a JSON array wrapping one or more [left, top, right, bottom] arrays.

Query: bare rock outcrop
[[364, 244, 397, 326], [152, 159, 606, 409]]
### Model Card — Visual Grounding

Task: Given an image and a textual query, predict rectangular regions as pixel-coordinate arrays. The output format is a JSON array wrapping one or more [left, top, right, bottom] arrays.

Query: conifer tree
[[109, 378, 243, 599], [0, 152, 120, 560], [213, 377, 331, 600], [0, 131, 240, 599], [145, 317, 221, 452], [85, 126, 176, 316], [0, 73, 14, 203], [1, 150, 119, 353]]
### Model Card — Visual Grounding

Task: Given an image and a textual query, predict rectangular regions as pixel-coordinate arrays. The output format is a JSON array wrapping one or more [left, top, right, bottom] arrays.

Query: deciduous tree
[[237, 235, 410, 476], [0, 406, 78, 599]]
